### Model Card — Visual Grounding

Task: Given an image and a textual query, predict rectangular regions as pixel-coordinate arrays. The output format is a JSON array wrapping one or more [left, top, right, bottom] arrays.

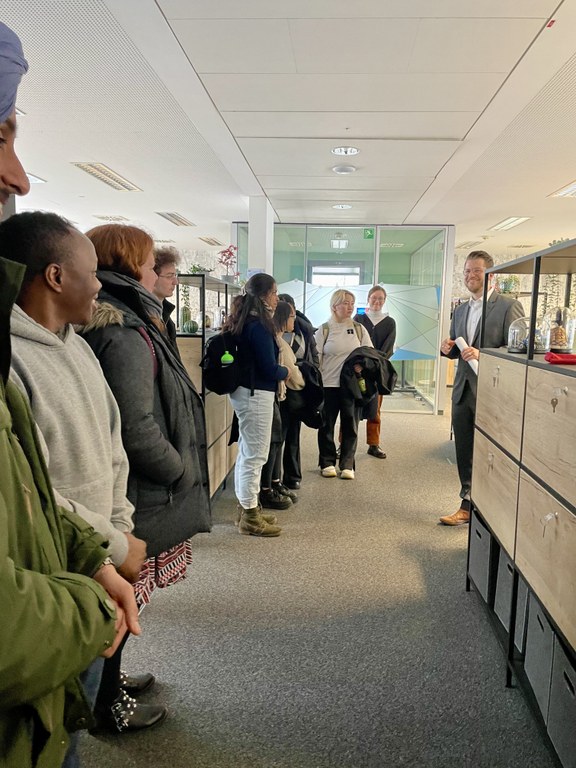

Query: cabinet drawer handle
[[564, 671, 575, 698], [487, 452, 494, 470], [540, 510, 559, 538]]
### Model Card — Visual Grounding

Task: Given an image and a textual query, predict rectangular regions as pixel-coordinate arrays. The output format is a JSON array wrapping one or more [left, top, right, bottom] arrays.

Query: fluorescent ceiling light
[[381, 242, 405, 248], [332, 165, 357, 175], [26, 173, 46, 184], [154, 239, 176, 244], [198, 236, 224, 246], [155, 211, 196, 227], [456, 240, 482, 249], [549, 180, 576, 198], [93, 214, 129, 222], [332, 204, 352, 210], [331, 239, 348, 249], [331, 146, 359, 156], [488, 217, 531, 231], [72, 162, 141, 191]]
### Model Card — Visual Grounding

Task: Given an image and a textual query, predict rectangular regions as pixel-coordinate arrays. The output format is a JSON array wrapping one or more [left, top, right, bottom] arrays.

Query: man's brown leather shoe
[[439, 507, 470, 526]]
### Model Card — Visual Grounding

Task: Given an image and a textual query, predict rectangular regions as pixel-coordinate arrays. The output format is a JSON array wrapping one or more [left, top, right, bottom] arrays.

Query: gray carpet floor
[[79, 408, 557, 768]]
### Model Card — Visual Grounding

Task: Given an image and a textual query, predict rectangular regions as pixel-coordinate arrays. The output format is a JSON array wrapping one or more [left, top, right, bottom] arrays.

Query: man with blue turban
[[0, 21, 141, 768]]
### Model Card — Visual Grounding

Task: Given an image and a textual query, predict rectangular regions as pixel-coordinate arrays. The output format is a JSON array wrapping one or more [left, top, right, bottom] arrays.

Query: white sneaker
[[321, 465, 337, 478], [340, 469, 355, 480]]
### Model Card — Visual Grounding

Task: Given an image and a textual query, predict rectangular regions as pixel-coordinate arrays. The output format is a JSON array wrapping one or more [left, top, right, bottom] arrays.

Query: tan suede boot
[[238, 506, 282, 537], [235, 503, 277, 527]]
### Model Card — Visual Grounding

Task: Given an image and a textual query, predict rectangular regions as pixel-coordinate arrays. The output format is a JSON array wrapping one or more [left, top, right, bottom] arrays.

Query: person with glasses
[[439, 250, 524, 525], [315, 289, 372, 480], [153, 246, 181, 356]]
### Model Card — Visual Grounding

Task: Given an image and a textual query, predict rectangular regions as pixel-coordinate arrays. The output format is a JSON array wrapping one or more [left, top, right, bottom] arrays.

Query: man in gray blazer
[[440, 251, 524, 525]]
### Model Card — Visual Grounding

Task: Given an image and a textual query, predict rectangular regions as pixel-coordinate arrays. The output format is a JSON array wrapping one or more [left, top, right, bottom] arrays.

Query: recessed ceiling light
[[332, 165, 357, 175], [26, 173, 46, 184], [93, 214, 130, 222], [331, 146, 359, 156], [155, 211, 196, 227], [72, 162, 141, 191], [488, 217, 531, 231], [456, 240, 483, 249], [332, 204, 352, 210], [549, 180, 576, 198]]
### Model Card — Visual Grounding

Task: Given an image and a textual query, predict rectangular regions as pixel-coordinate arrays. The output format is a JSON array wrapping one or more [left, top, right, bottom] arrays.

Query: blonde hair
[[330, 289, 355, 318]]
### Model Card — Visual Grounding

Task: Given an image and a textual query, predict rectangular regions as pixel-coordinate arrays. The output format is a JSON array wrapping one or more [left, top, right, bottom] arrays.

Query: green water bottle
[[221, 350, 234, 366]]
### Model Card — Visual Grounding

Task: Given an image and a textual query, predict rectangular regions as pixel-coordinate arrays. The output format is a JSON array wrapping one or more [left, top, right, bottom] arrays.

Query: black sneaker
[[272, 481, 298, 504], [259, 488, 292, 510]]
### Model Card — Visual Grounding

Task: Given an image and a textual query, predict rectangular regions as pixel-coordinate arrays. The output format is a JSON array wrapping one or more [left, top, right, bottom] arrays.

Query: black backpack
[[200, 331, 250, 395]]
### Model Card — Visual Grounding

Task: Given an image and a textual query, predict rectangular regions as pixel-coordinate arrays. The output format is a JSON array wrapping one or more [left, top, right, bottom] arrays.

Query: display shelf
[[175, 274, 241, 497], [469, 239, 576, 768]]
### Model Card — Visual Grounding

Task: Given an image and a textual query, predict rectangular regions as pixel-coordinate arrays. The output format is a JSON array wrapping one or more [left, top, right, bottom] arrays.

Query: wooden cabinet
[[475, 354, 526, 460], [471, 429, 519, 555], [522, 366, 576, 509], [468, 240, 576, 768], [516, 472, 576, 649]]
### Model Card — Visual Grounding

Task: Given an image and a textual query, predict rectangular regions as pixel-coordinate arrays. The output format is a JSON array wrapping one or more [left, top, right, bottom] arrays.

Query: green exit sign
[[363, 228, 374, 240]]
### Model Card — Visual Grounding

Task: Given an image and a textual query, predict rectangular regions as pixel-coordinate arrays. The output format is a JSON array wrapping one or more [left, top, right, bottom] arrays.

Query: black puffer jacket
[[81, 272, 211, 556], [340, 346, 398, 405]]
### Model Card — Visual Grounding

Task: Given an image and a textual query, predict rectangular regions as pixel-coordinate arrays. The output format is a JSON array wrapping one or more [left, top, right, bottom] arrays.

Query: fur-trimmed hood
[[82, 301, 126, 333]]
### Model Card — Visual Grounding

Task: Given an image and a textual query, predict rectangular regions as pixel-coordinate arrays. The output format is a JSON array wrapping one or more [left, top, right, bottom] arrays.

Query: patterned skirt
[[133, 539, 193, 610]]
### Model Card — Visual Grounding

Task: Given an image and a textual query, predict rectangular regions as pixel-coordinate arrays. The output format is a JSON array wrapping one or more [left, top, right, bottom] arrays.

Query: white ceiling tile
[[201, 73, 503, 111], [289, 19, 417, 74], [409, 18, 544, 73], [239, 137, 460, 176], [258, 176, 433, 191], [159, 0, 557, 20], [266, 190, 421, 203], [171, 19, 296, 73], [224, 111, 478, 140]]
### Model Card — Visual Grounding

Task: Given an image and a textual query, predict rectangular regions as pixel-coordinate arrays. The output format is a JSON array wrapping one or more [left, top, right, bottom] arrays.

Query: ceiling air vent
[[93, 214, 130, 222], [155, 212, 196, 227], [198, 236, 224, 246], [72, 163, 141, 191], [154, 239, 176, 244], [509, 244, 534, 249]]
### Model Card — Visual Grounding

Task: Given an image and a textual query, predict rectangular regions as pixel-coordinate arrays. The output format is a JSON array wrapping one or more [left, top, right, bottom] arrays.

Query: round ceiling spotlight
[[332, 165, 357, 174], [331, 146, 359, 156], [332, 204, 352, 210]]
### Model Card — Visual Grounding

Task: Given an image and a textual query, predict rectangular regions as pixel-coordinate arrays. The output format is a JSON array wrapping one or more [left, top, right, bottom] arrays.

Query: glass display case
[[548, 306, 575, 354], [507, 316, 529, 354], [174, 274, 241, 496]]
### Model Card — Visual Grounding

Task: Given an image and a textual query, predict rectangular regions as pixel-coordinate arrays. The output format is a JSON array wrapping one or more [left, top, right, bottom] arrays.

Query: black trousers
[[95, 634, 129, 713], [318, 387, 361, 471], [261, 401, 287, 488], [451, 381, 476, 500], [282, 413, 302, 484]]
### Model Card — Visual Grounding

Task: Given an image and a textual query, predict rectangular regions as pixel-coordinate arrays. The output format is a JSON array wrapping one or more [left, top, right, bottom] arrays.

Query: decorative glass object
[[534, 315, 551, 353], [196, 311, 214, 330], [548, 306, 575, 354], [496, 274, 521, 294], [507, 317, 529, 353], [179, 304, 192, 330]]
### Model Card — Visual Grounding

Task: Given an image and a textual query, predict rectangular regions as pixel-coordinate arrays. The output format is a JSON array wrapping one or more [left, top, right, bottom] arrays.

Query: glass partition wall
[[234, 222, 453, 414]]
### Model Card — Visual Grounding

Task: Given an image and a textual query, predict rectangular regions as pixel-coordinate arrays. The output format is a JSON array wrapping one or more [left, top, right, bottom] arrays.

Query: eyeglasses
[[158, 272, 178, 279]]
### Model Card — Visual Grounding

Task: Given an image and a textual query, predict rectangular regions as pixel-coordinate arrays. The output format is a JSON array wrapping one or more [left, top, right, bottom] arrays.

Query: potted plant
[[217, 245, 238, 283]]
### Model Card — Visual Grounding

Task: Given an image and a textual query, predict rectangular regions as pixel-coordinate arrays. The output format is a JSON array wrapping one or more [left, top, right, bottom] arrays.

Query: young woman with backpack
[[224, 273, 290, 536]]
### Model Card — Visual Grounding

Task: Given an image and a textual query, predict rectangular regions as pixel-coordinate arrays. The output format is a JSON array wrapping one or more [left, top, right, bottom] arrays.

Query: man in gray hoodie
[[2, 211, 167, 738]]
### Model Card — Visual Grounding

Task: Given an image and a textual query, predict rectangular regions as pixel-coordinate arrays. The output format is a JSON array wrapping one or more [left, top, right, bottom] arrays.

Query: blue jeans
[[61, 657, 105, 768], [229, 386, 275, 509]]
